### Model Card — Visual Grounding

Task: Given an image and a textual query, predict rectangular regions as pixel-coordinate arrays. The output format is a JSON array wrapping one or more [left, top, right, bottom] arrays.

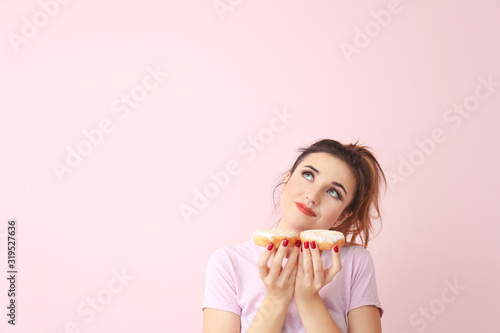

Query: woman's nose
[[305, 187, 321, 205]]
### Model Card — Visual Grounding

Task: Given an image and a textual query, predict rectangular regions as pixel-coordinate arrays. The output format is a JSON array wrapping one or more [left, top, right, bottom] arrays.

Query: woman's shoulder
[[340, 244, 374, 263], [342, 243, 370, 253]]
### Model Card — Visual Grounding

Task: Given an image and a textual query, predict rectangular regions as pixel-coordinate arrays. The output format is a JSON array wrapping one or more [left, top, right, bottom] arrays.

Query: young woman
[[202, 139, 386, 333]]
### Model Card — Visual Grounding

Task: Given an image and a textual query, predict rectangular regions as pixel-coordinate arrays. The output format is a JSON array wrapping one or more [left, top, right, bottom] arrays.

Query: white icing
[[253, 229, 298, 240], [300, 230, 344, 244]]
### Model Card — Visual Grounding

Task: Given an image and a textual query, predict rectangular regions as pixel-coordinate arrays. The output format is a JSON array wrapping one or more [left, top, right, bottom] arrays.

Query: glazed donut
[[299, 230, 345, 250], [253, 229, 299, 248]]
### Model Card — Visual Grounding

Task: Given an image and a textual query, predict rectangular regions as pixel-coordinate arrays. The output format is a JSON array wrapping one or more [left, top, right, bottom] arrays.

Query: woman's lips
[[295, 202, 316, 217]]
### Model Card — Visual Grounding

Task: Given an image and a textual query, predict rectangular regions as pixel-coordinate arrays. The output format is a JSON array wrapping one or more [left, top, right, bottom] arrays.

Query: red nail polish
[[304, 241, 309, 249], [267, 243, 274, 251], [295, 240, 301, 247], [334, 245, 339, 253], [301, 245, 303, 252], [310, 241, 316, 250], [282, 239, 289, 247]]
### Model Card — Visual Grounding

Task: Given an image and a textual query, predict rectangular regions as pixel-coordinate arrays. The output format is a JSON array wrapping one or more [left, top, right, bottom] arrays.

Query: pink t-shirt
[[202, 239, 383, 332]]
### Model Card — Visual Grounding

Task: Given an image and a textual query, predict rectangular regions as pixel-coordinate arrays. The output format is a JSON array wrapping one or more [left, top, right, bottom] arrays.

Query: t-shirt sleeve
[[348, 249, 384, 317], [201, 249, 241, 316]]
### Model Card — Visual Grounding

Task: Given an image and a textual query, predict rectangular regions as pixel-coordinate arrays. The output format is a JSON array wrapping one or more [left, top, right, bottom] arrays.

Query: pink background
[[1, 0, 499, 332]]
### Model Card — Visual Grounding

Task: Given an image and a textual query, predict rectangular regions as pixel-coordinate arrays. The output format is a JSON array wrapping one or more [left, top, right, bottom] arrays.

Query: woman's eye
[[302, 172, 313, 180], [327, 189, 340, 199]]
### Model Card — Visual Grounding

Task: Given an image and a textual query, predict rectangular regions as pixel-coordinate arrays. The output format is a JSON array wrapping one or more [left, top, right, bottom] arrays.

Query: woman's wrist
[[294, 294, 342, 333], [265, 292, 293, 310], [294, 292, 321, 307], [246, 293, 291, 333]]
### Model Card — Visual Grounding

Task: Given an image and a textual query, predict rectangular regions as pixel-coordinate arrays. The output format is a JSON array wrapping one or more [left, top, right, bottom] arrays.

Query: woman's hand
[[257, 240, 301, 305], [247, 240, 301, 333], [294, 241, 342, 301]]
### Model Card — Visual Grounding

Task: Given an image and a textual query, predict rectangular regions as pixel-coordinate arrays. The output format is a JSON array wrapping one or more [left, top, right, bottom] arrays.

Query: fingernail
[[310, 241, 316, 250], [282, 239, 289, 247], [334, 245, 339, 253], [295, 240, 301, 247], [304, 241, 309, 249], [267, 243, 274, 251]]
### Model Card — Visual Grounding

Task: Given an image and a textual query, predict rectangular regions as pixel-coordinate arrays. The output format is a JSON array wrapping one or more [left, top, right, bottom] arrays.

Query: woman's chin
[[280, 219, 309, 233]]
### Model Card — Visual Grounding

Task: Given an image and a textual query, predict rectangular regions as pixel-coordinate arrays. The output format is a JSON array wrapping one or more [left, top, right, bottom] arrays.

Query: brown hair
[[274, 139, 386, 248]]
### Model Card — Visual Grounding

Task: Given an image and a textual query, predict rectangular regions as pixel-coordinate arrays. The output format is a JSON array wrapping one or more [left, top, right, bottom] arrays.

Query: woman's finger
[[268, 239, 290, 280], [288, 256, 299, 283], [280, 241, 300, 279], [296, 246, 304, 279], [257, 243, 275, 279], [309, 242, 324, 280], [302, 241, 313, 280], [325, 245, 342, 284]]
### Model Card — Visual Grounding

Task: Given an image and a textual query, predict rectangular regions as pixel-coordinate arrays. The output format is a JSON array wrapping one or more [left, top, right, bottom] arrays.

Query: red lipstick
[[295, 202, 316, 217]]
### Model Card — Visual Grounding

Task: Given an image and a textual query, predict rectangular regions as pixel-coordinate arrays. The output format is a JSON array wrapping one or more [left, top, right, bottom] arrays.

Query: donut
[[299, 230, 345, 250], [253, 229, 299, 248]]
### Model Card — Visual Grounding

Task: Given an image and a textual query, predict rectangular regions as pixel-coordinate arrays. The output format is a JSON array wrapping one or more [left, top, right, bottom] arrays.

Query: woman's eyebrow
[[303, 165, 348, 196]]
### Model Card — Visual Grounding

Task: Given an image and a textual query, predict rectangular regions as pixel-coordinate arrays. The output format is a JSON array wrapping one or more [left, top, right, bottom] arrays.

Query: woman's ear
[[283, 172, 291, 186]]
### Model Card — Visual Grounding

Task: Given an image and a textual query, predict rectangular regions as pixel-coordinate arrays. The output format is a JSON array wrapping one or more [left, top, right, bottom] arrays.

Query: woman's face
[[278, 152, 356, 233]]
